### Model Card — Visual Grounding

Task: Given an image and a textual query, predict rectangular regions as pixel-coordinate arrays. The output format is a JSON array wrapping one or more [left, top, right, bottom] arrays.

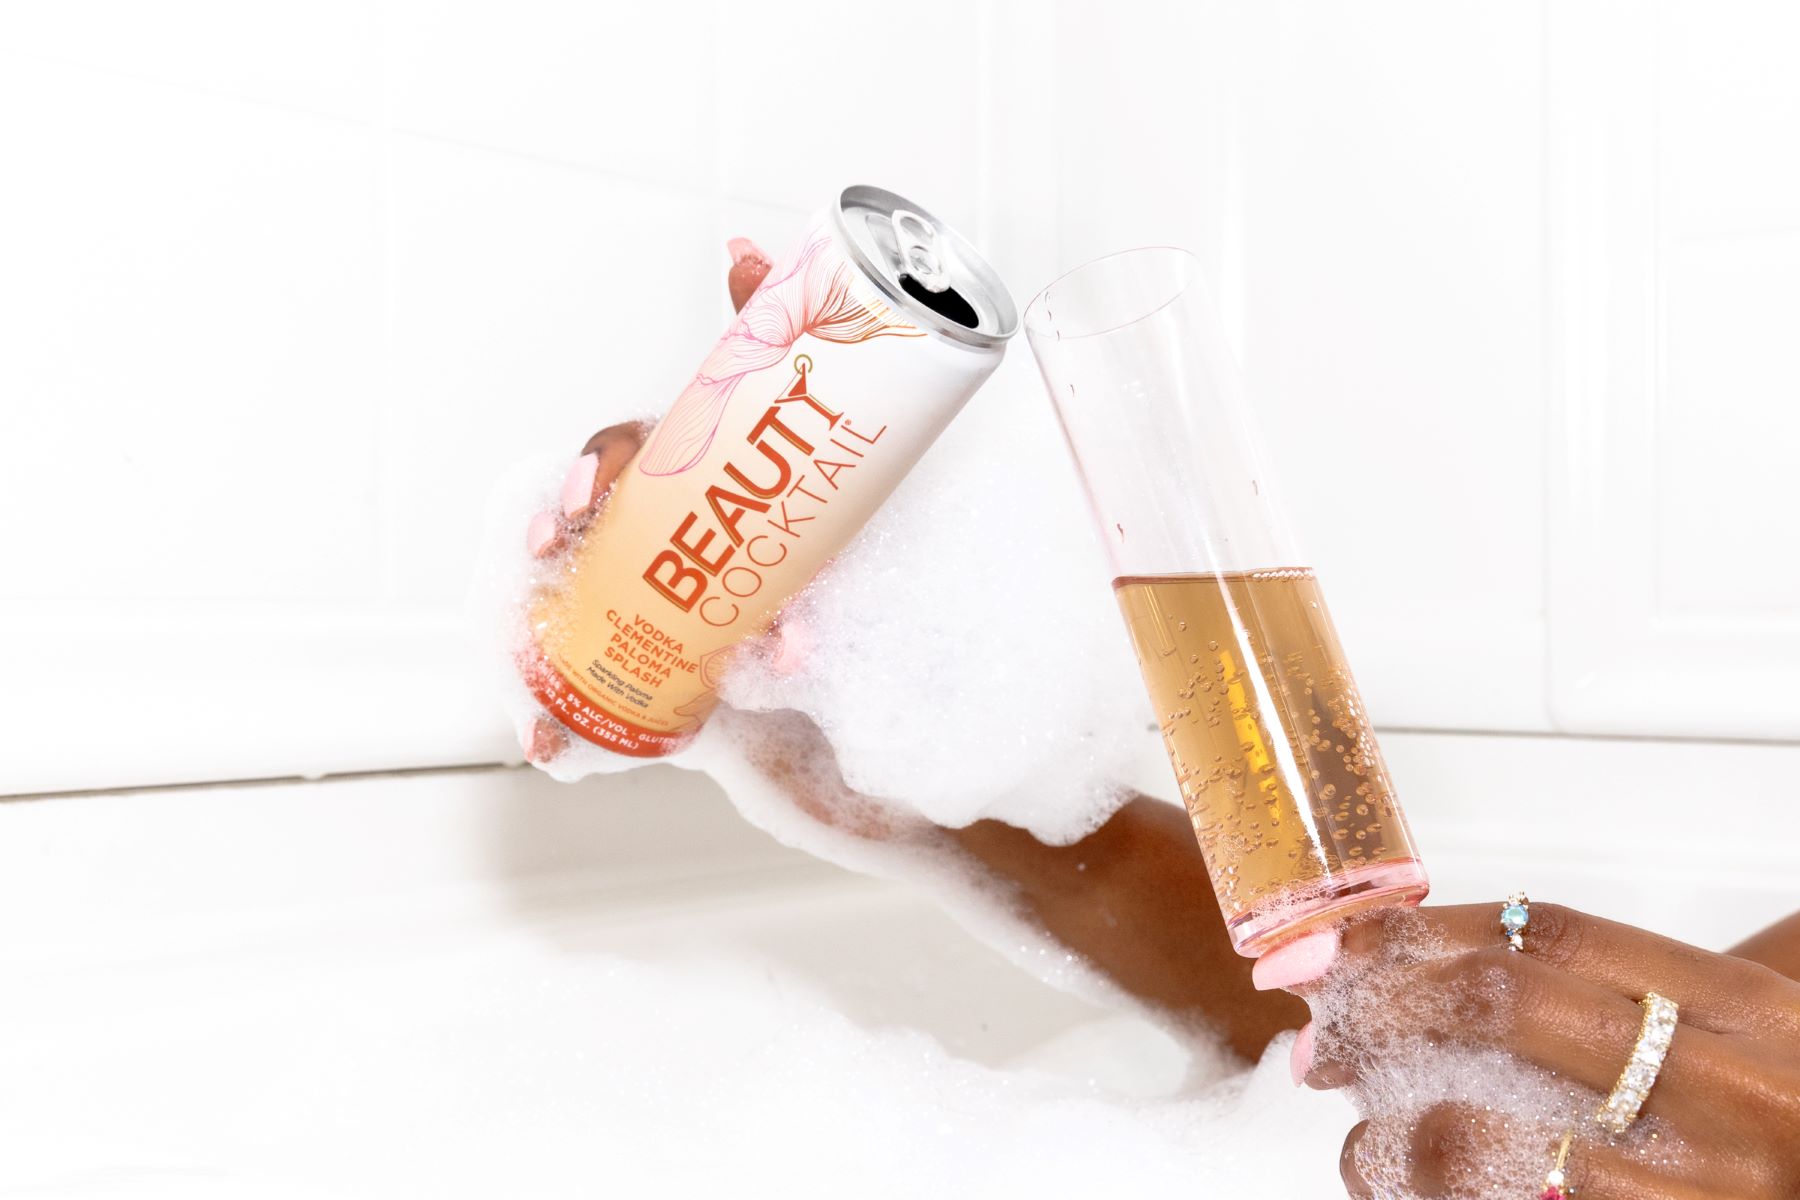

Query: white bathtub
[[2, 732, 1795, 1197]]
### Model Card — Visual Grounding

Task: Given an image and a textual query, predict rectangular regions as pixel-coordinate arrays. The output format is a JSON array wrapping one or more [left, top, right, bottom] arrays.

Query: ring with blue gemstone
[[1500, 891, 1530, 952]]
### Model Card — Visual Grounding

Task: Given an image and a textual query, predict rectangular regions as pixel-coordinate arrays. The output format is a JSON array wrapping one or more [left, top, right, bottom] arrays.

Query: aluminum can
[[522, 185, 1018, 756]]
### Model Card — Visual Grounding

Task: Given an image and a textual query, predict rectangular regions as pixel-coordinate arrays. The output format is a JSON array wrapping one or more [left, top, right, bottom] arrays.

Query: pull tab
[[890, 208, 949, 293]]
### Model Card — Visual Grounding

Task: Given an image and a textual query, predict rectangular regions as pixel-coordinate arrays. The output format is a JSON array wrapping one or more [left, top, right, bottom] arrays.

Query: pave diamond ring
[[1499, 891, 1530, 952], [1595, 992, 1680, 1134]]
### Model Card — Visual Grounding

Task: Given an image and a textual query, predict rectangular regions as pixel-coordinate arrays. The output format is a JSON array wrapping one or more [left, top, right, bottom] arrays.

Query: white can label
[[525, 215, 998, 756]]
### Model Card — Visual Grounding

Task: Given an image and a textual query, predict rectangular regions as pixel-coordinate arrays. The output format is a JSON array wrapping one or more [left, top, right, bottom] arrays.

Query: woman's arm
[[951, 797, 1306, 1059], [1266, 902, 1800, 1198], [516, 238, 1303, 1061], [1730, 909, 1800, 981]]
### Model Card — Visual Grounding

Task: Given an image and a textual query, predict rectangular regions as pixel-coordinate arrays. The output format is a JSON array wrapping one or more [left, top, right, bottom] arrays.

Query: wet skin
[[1306, 904, 1800, 1198], [522, 241, 1800, 1197]]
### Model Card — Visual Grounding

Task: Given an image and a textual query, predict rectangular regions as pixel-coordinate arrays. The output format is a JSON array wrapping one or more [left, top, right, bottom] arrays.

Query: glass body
[[1026, 248, 1427, 957]]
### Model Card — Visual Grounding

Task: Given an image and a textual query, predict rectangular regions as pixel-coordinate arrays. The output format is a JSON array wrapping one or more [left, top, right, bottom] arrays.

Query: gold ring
[[1595, 992, 1678, 1134], [1539, 1128, 1574, 1198]]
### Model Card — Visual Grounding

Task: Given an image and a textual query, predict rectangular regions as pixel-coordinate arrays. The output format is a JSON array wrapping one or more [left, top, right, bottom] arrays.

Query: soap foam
[[474, 353, 1673, 1199], [479, 353, 1154, 851], [1305, 911, 1690, 1199], [475, 352, 1210, 1042], [0, 932, 1346, 1198]]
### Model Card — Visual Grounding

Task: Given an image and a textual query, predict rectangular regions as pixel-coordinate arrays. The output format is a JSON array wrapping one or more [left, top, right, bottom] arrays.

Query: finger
[[1338, 1120, 1374, 1199], [765, 617, 811, 676], [1344, 903, 1800, 1041], [525, 509, 562, 558], [1405, 945, 1792, 1143], [1728, 908, 1800, 982], [1567, 1154, 1742, 1200], [520, 240, 768, 769], [1399, 1104, 1752, 1200], [727, 238, 772, 312], [562, 419, 650, 521], [530, 421, 645, 556], [559, 452, 600, 519], [550, 241, 762, 531], [557, 239, 762, 525], [521, 715, 568, 765]]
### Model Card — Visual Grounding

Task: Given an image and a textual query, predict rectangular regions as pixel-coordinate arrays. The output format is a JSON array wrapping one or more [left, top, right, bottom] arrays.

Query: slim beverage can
[[521, 185, 1018, 757]]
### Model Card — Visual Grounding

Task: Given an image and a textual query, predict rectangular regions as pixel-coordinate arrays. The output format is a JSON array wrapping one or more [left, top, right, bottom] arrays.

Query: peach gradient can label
[[523, 187, 1017, 757]]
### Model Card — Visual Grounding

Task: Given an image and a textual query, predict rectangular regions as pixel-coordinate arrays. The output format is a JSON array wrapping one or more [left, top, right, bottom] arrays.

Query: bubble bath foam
[[519, 185, 1018, 757]]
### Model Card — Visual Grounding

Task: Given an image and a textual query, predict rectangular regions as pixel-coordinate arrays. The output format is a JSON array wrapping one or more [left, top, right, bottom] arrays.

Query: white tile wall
[[1659, 0, 1800, 236], [1, 2, 381, 121], [4, 0, 1799, 795], [0, 2, 991, 794], [384, 0, 722, 185], [1655, 2, 1800, 619], [0, 57, 387, 604], [1547, 0, 1800, 739], [383, 137, 720, 600], [716, 0, 986, 221], [1233, 1, 1552, 733], [1659, 234, 1800, 614]]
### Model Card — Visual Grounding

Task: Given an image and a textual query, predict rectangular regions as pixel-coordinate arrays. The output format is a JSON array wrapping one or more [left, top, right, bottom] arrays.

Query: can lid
[[833, 185, 1019, 349]]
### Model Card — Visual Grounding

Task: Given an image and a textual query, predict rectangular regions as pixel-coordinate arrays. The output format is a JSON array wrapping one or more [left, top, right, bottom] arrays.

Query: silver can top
[[833, 185, 1019, 350]]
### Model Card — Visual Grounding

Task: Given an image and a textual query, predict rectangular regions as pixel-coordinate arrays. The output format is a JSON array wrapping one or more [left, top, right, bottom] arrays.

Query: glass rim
[[1023, 245, 1204, 343]]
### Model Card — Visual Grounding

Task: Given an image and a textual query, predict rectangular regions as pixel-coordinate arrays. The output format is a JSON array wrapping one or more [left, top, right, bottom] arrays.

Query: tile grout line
[[0, 760, 527, 805], [8, 720, 1800, 806]]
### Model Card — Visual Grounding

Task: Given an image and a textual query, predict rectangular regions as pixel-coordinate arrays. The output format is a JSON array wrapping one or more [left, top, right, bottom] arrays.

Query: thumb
[[727, 238, 773, 312]]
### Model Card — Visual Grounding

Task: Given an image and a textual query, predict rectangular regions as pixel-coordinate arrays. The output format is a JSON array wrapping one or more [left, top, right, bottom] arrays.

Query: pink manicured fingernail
[[561, 453, 599, 518], [525, 510, 558, 556], [727, 237, 769, 265], [1290, 1021, 1315, 1086], [521, 716, 567, 765], [1252, 928, 1339, 991], [769, 621, 811, 676]]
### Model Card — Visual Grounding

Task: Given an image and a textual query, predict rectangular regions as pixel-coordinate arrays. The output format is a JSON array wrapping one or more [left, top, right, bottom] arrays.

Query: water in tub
[[0, 338, 1580, 1199], [468, 326, 1540, 1199], [460, 336, 1360, 1194]]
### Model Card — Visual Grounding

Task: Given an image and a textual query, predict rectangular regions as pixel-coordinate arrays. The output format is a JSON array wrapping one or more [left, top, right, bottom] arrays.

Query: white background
[[3, 1, 1798, 792]]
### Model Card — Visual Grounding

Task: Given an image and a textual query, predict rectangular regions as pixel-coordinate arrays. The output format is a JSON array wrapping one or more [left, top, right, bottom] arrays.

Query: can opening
[[835, 185, 1017, 346], [899, 274, 980, 329]]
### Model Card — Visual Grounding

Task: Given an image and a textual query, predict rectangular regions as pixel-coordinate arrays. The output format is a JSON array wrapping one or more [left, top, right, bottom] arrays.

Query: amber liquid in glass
[[1114, 569, 1426, 952]]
